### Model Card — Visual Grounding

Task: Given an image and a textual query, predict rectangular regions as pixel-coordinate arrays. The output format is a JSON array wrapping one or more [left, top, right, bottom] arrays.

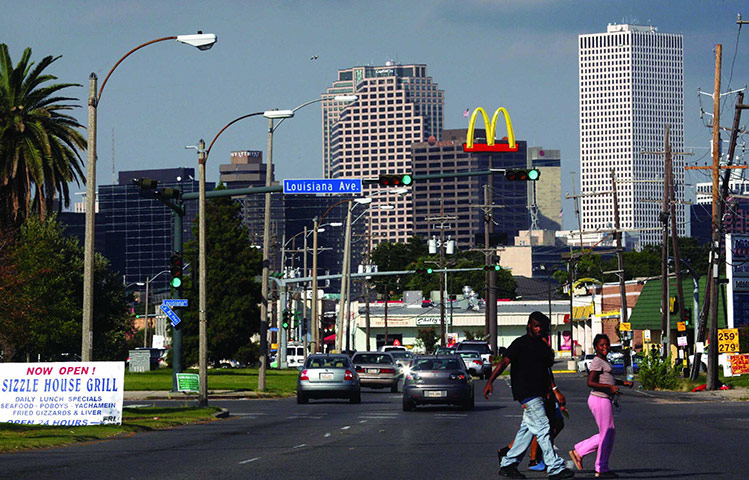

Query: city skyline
[[4, 1, 749, 230]]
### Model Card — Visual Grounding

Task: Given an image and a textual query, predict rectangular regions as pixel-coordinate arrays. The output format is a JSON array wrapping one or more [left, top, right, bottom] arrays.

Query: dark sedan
[[402, 355, 474, 411]]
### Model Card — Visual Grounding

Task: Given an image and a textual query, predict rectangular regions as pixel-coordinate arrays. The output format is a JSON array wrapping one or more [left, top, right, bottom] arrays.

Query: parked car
[[379, 345, 407, 352], [351, 351, 400, 392], [434, 346, 455, 355], [577, 354, 596, 373], [457, 351, 484, 377], [389, 350, 416, 373], [219, 359, 244, 369], [402, 355, 474, 411], [454, 341, 492, 378], [297, 354, 360, 404], [611, 354, 643, 375]]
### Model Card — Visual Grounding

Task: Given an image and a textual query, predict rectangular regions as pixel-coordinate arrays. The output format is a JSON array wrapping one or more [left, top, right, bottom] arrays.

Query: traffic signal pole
[[172, 201, 184, 391]]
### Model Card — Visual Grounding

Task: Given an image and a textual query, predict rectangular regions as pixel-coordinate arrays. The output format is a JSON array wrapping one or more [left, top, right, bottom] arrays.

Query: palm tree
[[0, 44, 86, 230]]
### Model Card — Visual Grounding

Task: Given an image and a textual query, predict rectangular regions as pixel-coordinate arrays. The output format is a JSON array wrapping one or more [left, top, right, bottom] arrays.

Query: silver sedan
[[297, 354, 361, 404]]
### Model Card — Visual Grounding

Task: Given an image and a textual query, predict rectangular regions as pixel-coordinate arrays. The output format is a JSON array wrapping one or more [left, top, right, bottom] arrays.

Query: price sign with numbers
[[718, 328, 740, 353]]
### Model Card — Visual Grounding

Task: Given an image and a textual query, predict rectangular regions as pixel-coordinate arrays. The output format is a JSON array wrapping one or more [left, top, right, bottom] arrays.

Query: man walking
[[484, 311, 574, 480]]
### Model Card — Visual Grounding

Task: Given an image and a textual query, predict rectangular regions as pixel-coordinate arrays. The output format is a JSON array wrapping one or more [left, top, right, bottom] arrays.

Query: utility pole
[[707, 45, 722, 390], [610, 169, 631, 377], [428, 208, 456, 347], [660, 127, 672, 357]]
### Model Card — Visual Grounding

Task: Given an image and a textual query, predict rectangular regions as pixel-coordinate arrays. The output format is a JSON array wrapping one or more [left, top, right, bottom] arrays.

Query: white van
[[286, 343, 306, 368]]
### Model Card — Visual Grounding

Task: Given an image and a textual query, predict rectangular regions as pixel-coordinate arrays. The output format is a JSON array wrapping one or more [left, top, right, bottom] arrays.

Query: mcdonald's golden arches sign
[[462, 107, 518, 153]]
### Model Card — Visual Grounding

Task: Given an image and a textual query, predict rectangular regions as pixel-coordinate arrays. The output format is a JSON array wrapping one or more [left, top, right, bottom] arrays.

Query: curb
[[214, 408, 230, 418]]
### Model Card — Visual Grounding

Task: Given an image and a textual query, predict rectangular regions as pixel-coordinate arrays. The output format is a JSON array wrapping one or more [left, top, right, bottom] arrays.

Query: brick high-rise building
[[322, 62, 444, 244]]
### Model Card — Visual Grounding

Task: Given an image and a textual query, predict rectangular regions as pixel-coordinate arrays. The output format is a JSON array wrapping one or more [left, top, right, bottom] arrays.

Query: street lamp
[[142, 269, 171, 348], [82, 32, 217, 362], [343, 201, 396, 353], [262, 95, 357, 364]]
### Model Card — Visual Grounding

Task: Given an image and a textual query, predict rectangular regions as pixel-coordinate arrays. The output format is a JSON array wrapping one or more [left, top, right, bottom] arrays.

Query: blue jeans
[[501, 396, 565, 475]]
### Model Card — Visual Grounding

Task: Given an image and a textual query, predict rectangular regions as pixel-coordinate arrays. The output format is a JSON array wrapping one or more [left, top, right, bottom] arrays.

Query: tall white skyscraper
[[579, 24, 685, 248]]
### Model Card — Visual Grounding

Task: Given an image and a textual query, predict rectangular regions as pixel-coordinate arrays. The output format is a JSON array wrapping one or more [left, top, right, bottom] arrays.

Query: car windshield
[[353, 354, 393, 365], [456, 343, 490, 354], [306, 356, 350, 369], [390, 352, 414, 360], [458, 352, 479, 359], [412, 358, 461, 371]]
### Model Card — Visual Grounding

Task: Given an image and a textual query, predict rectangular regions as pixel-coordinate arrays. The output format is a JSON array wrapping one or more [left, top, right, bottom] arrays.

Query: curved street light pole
[[82, 33, 216, 362]]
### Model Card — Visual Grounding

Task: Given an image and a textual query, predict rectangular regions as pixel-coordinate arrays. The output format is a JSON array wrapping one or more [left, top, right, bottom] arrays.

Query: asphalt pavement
[[3, 372, 748, 480]]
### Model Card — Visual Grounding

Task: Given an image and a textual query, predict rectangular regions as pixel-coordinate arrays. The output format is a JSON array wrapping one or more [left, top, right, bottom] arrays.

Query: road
[[2, 373, 748, 479]]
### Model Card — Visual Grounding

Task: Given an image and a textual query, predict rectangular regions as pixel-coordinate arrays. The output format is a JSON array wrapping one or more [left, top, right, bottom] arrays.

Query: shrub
[[638, 349, 681, 390]]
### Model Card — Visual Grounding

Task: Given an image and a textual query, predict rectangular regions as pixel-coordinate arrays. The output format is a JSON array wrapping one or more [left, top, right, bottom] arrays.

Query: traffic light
[[483, 265, 502, 271], [170, 252, 183, 288], [669, 296, 679, 314], [159, 187, 181, 200], [415, 267, 434, 275], [132, 178, 158, 189], [378, 173, 413, 187], [282, 310, 291, 330], [504, 169, 540, 181]]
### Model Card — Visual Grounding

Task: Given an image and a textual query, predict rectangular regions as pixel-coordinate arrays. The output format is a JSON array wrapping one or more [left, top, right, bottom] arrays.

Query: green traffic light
[[170, 277, 182, 288], [426, 267, 433, 274], [527, 169, 540, 180], [401, 174, 413, 186]]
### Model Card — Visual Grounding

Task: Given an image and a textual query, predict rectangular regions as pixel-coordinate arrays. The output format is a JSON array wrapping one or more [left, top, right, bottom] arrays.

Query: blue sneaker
[[528, 460, 546, 471]]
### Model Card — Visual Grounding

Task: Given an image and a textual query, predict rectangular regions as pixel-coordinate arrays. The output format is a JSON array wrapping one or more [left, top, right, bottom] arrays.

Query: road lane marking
[[239, 457, 261, 464], [341, 426, 351, 430], [359, 420, 367, 423], [324, 433, 331, 437], [293, 444, 307, 449]]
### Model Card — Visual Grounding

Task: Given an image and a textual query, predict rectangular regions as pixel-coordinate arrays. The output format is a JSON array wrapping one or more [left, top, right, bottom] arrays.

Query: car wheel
[[350, 390, 361, 404], [391, 382, 399, 393], [463, 394, 475, 411], [402, 397, 415, 411], [296, 392, 308, 404]]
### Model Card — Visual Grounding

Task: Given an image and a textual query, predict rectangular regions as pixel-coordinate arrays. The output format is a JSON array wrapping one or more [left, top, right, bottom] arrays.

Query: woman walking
[[569, 334, 632, 478]]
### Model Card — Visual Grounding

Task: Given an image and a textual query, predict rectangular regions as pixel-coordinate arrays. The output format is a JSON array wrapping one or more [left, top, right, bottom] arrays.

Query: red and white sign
[[0, 362, 124, 426], [393, 338, 401, 346]]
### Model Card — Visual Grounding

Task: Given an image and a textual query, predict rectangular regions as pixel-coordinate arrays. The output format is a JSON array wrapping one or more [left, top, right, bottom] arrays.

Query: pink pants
[[574, 394, 615, 473]]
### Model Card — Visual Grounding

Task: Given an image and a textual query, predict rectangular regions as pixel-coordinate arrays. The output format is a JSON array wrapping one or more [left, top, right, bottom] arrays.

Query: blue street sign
[[162, 299, 188, 307], [283, 178, 362, 195], [160, 304, 181, 327]]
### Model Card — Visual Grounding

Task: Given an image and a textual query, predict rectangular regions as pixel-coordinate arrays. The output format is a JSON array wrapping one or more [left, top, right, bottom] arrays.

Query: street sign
[[163, 299, 188, 307], [619, 322, 631, 332], [176, 373, 199, 392], [160, 304, 181, 327], [718, 328, 740, 353], [677, 321, 686, 332], [283, 178, 362, 195]]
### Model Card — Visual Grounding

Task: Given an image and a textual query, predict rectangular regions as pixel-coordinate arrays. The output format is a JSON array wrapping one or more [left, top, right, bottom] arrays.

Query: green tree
[[0, 216, 132, 361], [416, 328, 439, 353], [0, 44, 86, 229], [181, 190, 262, 367]]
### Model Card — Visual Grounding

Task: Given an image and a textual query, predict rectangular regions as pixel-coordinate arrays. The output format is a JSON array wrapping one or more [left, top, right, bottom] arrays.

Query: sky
[[4, 0, 749, 229]]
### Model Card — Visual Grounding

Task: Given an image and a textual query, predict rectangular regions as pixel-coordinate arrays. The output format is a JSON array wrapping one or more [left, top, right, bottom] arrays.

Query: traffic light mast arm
[[363, 170, 493, 184]]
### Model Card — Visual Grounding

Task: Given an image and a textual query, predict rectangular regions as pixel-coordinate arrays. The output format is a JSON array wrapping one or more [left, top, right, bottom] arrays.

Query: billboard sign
[[726, 234, 749, 327], [0, 362, 124, 426]]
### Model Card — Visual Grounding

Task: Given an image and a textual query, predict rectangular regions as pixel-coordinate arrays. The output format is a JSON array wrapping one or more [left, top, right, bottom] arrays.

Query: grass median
[[0, 406, 221, 453], [124, 367, 299, 395], [1, 367, 300, 452]]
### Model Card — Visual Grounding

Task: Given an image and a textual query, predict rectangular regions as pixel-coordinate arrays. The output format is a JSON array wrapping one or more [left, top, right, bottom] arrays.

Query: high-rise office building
[[98, 168, 212, 291], [322, 62, 444, 244], [579, 24, 685, 248], [218, 150, 284, 247], [410, 129, 529, 248]]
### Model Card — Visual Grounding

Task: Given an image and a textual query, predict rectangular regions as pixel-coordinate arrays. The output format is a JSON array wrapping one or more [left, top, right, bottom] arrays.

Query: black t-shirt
[[505, 334, 554, 402]]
